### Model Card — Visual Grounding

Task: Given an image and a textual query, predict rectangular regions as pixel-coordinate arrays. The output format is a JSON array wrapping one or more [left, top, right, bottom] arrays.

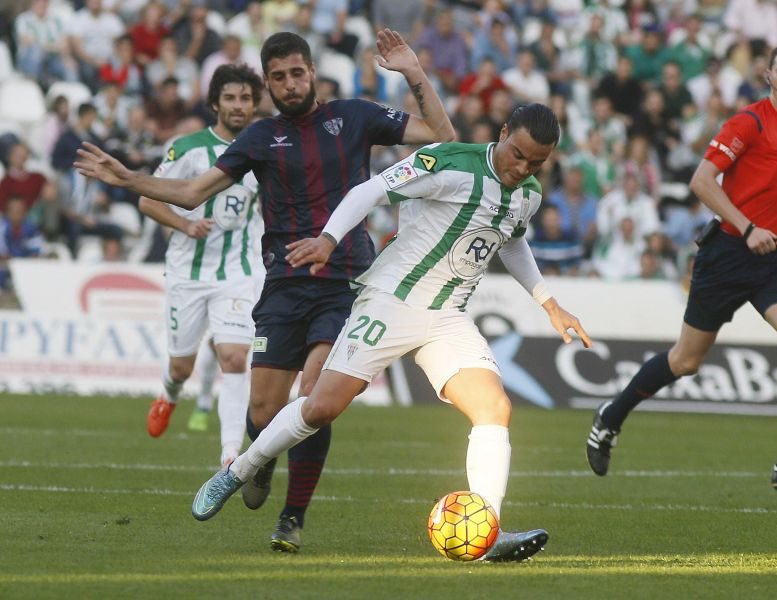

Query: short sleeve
[[154, 141, 195, 180], [215, 122, 261, 181], [358, 99, 410, 146], [703, 111, 760, 172]]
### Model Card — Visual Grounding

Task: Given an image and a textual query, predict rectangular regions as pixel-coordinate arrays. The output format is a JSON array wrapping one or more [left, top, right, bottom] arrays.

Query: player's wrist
[[743, 222, 756, 242], [321, 231, 338, 247]]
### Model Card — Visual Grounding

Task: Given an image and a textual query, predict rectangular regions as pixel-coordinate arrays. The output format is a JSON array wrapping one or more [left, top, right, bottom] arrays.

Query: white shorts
[[165, 275, 257, 356], [324, 287, 500, 400]]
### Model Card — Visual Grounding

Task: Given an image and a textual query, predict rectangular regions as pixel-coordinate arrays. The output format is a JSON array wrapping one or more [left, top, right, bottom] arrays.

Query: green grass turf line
[[1, 394, 777, 599]]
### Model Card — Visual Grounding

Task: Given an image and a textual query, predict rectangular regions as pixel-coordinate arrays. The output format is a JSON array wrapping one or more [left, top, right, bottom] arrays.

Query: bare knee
[[301, 396, 341, 428], [218, 348, 248, 373], [668, 348, 703, 377], [469, 394, 512, 427], [169, 360, 194, 382], [248, 390, 287, 427]]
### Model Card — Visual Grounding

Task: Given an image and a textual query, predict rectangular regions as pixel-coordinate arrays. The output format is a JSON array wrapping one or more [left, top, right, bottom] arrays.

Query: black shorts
[[684, 229, 777, 331], [251, 277, 357, 370]]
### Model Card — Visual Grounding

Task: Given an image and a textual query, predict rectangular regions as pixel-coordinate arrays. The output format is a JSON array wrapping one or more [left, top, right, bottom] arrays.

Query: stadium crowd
[[0, 0, 768, 295]]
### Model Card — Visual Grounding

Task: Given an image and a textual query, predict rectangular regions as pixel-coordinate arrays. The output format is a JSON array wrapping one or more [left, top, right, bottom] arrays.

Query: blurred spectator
[[687, 55, 742, 113], [588, 95, 627, 161], [592, 216, 644, 280], [41, 95, 70, 159], [662, 192, 713, 252], [722, 0, 777, 50], [99, 34, 144, 97], [145, 76, 189, 143], [486, 89, 513, 134], [172, 0, 222, 66], [66, 0, 125, 92], [458, 58, 508, 114], [104, 105, 163, 173], [129, 0, 170, 67], [529, 205, 584, 276], [200, 35, 261, 99], [146, 35, 201, 108], [624, 24, 668, 85], [623, 0, 660, 34], [394, 46, 445, 105], [677, 89, 726, 169], [629, 88, 681, 175], [594, 55, 644, 125], [547, 165, 598, 258], [61, 178, 124, 258], [736, 53, 771, 106], [353, 47, 389, 102], [597, 170, 660, 244], [666, 12, 712, 81], [643, 231, 679, 280], [262, 0, 299, 35], [565, 12, 618, 84], [416, 8, 469, 93], [371, 0, 423, 39], [451, 94, 486, 143], [315, 77, 341, 103], [579, 0, 628, 45], [528, 16, 570, 97], [311, 0, 359, 58], [14, 0, 78, 88], [286, 3, 325, 60], [470, 16, 517, 74], [0, 196, 43, 289], [94, 81, 137, 136], [51, 102, 102, 206], [226, 1, 267, 60], [502, 49, 550, 105], [0, 143, 48, 213], [658, 60, 695, 121], [621, 134, 661, 199]]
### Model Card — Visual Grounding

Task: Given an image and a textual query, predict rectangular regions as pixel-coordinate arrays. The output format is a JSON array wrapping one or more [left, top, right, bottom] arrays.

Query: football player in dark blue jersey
[[76, 29, 454, 553]]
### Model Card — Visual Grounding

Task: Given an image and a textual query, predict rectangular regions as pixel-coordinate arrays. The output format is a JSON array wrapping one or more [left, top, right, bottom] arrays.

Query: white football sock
[[162, 363, 183, 403], [230, 396, 318, 481], [218, 372, 249, 461], [466, 425, 511, 519], [196, 342, 218, 411]]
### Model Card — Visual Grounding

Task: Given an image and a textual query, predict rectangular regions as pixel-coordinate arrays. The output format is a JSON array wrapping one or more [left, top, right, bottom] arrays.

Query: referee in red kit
[[586, 46, 777, 481]]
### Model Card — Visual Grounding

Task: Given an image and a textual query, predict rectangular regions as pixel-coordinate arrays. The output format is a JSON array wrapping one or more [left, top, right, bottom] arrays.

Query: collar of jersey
[[208, 127, 231, 145], [485, 142, 503, 184]]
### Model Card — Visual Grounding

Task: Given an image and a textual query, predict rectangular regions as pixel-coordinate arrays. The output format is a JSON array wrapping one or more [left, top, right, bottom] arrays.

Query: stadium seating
[[0, 41, 15, 83], [0, 77, 46, 127], [45, 81, 92, 116], [317, 51, 356, 99]]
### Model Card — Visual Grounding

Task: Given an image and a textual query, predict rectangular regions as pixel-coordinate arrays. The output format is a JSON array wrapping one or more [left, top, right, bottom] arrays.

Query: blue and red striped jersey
[[216, 99, 409, 281]]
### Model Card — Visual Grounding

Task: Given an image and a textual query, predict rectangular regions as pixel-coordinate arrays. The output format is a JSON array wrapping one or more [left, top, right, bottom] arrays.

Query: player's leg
[[415, 311, 547, 562], [754, 290, 777, 488], [214, 342, 250, 466], [270, 342, 333, 552], [150, 279, 208, 437], [193, 369, 365, 523], [207, 280, 256, 466], [188, 338, 218, 432]]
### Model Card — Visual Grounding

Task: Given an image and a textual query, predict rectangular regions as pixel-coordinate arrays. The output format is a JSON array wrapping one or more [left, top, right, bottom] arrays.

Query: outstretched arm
[[285, 177, 387, 275], [74, 142, 235, 210], [375, 29, 455, 144], [499, 237, 593, 348], [139, 197, 214, 239]]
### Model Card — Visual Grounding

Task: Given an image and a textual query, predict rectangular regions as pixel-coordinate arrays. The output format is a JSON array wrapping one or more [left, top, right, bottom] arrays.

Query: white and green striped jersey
[[361, 142, 543, 310], [154, 127, 263, 282]]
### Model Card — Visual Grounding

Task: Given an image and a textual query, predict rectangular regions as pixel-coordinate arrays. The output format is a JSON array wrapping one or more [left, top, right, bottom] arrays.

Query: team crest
[[347, 343, 358, 360], [324, 118, 343, 136]]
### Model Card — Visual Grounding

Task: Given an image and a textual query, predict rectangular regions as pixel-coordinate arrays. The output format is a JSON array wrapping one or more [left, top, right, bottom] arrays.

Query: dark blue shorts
[[684, 229, 777, 331], [251, 277, 357, 370]]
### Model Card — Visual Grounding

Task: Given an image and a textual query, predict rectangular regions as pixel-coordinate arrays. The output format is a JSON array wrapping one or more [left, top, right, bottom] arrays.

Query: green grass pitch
[[2, 393, 777, 599]]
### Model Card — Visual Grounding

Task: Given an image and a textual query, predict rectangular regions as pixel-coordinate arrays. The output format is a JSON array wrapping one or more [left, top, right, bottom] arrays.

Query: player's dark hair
[[207, 63, 263, 109], [505, 103, 560, 146], [261, 32, 312, 73]]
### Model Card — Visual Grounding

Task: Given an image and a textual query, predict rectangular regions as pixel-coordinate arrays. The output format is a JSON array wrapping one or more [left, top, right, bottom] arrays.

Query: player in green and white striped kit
[[140, 64, 264, 467], [192, 104, 593, 561]]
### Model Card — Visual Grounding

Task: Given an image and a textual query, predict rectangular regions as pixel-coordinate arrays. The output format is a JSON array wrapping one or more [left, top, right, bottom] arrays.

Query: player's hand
[[285, 235, 337, 275], [375, 29, 418, 74], [74, 142, 133, 188], [543, 299, 593, 349], [746, 226, 777, 255], [184, 218, 213, 239]]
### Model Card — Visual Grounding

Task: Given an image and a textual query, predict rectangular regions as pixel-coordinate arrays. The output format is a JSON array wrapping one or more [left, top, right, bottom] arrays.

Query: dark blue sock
[[245, 412, 261, 441], [281, 424, 332, 528], [602, 351, 679, 430]]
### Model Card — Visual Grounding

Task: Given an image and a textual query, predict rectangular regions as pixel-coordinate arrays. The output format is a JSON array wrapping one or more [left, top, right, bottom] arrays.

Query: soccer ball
[[427, 491, 499, 561]]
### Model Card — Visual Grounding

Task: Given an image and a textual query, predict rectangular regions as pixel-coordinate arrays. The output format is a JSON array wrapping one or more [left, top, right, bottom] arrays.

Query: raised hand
[[375, 28, 419, 74], [74, 142, 133, 188]]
